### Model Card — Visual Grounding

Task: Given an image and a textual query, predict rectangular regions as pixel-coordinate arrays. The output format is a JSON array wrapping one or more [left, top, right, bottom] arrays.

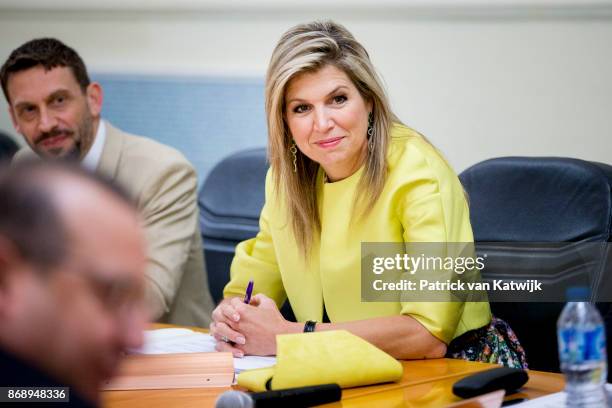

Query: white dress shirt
[[81, 120, 106, 171]]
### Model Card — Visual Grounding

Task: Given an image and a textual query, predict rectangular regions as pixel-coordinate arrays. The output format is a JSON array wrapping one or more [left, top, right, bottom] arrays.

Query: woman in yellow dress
[[210, 20, 526, 368]]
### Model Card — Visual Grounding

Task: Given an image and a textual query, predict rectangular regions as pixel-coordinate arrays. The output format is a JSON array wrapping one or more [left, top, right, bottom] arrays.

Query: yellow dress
[[224, 123, 491, 344]]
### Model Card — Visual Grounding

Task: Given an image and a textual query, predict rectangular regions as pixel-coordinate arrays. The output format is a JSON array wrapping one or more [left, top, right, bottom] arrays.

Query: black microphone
[[215, 383, 342, 408]]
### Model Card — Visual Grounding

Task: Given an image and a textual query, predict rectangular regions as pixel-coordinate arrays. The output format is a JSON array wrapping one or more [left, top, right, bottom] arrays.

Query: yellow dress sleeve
[[222, 171, 287, 307], [395, 141, 481, 344]]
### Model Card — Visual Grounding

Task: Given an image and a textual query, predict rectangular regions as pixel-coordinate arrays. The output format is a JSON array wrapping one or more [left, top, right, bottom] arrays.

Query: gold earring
[[367, 112, 375, 152], [290, 142, 298, 173]]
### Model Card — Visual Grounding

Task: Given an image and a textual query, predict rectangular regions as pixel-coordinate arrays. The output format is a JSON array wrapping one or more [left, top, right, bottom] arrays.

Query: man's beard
[[36, 111, 95, 162]]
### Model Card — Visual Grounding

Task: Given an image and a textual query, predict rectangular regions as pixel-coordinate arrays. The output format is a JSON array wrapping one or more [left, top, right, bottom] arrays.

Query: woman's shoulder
[[387, 122, 459, 185]]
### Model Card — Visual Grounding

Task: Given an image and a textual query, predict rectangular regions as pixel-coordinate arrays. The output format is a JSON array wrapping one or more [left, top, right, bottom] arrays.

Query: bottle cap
[[565, 286, 590, 301]]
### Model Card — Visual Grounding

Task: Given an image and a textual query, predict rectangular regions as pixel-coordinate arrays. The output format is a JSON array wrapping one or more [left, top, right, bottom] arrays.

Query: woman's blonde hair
[[266, 20, 400, 256]]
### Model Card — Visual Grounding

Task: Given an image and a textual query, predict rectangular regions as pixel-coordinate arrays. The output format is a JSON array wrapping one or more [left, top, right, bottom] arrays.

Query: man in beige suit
[[0, 38, 215, 327]]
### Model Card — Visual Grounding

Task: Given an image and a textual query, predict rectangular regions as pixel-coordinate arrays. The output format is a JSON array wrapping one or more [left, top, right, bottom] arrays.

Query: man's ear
[[7, 106, 21, 134], [86, 82, 103, 118]]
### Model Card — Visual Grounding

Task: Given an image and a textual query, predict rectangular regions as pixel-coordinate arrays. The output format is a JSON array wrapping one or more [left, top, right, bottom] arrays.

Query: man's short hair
[[0, 38, 90, 103], [0, 160, 133, 270]]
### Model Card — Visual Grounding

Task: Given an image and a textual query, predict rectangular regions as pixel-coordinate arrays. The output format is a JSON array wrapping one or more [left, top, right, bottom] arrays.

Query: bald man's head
[[0, 160, 134, 269], [0, 161, 147, 403]]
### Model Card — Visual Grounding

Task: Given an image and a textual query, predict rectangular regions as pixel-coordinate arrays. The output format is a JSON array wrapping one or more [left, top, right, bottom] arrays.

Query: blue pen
[[244, 279, 254, 304]]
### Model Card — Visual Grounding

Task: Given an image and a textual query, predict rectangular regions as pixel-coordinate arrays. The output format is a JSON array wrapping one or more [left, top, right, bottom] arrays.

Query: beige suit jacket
[[15, 121, 215, 327]]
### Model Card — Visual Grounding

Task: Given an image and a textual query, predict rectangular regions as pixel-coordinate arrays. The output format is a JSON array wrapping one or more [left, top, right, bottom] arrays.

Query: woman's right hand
[[210, 297, 247, 357]]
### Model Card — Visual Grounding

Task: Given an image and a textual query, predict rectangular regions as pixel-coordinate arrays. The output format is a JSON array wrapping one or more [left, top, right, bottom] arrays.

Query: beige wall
[[1, 1, 610, 172]]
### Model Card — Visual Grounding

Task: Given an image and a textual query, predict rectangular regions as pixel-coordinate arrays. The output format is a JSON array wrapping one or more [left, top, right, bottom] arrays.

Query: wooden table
[[103, 325, 564, 408]]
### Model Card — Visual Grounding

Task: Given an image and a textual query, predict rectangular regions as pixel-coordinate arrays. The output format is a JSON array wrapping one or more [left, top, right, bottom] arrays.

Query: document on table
[[512, 383, 612, 407], [131, 328, 276, 373]]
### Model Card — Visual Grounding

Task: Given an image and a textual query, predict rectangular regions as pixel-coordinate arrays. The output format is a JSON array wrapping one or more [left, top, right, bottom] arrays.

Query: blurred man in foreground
[[0, 161, 147, 406], [0, 38, 215, 326]]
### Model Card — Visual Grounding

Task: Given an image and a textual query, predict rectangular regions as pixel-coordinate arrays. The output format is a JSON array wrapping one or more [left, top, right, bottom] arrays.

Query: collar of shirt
[[81, 119, 106, 171]]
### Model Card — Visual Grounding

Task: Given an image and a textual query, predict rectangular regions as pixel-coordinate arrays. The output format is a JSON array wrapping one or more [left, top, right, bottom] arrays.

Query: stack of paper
[[132, 328, 276, 373], [512, 383, 612, 407]]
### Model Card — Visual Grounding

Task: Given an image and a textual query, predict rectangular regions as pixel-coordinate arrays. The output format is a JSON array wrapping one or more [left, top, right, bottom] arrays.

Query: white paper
[[131, 328, 276, 373], [512, 383, 612, 407], [137, 328, 217, 353], [234, 355, 277, 373]]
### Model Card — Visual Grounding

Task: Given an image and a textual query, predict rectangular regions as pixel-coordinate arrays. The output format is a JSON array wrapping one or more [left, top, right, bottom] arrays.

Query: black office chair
[[199, 148, 268, 304], [198, 148, 297, 321], [460, 157, 612, 374], [0, 131, 19, 162]]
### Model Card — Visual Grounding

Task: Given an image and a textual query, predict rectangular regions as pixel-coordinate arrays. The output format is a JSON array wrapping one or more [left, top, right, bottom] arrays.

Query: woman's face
[[284, 65, 372, 182]]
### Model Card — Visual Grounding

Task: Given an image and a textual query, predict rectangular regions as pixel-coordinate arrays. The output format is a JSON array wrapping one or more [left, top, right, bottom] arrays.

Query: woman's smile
[[314, 136, 345, 149]]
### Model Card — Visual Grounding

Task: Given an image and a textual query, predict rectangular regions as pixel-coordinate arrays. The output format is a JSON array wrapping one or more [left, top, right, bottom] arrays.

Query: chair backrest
[[0, 131, 19, 162], [460, 157, 612, 374], [199, 148, 268, 304]]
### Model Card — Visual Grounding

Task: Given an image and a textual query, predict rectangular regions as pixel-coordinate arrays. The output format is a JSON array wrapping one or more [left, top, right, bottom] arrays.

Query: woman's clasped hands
[[210, 294, 295, 357]]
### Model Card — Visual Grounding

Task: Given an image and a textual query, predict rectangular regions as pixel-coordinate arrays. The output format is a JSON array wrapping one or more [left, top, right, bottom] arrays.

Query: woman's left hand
[[233, 293, 295, 356]]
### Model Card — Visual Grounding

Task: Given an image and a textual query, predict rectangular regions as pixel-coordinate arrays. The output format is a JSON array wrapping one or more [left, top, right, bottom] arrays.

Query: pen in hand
[[244, 279, 254, 304], [221, 280, 253, 350]]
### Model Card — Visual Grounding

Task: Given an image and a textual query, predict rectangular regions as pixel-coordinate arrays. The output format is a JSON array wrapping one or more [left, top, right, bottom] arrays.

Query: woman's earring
[[367, 112, 375, 152], [290, 142, 298, 173]]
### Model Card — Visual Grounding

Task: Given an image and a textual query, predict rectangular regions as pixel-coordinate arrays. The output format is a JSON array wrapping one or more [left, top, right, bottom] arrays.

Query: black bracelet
[[303, 320, 317, 333]]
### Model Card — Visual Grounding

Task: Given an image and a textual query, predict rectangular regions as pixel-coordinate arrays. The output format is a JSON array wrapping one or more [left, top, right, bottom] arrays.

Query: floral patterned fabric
[[446, 316, 528, 369]]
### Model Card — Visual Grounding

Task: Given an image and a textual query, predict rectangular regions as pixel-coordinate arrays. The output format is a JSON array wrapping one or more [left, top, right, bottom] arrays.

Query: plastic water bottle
[[557, 287, 608, 407]]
